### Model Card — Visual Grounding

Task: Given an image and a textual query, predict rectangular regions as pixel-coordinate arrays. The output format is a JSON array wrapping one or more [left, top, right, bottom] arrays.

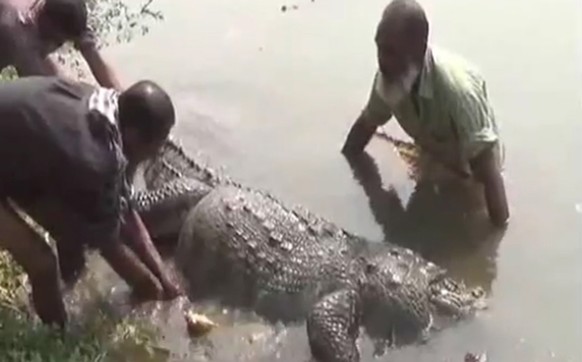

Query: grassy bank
[[0, 248, 167, 362]]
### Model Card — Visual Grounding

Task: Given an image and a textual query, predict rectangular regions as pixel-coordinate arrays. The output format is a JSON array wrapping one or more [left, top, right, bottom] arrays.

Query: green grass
[[0, 251, 169, 362], [1, 66, 18, 81]]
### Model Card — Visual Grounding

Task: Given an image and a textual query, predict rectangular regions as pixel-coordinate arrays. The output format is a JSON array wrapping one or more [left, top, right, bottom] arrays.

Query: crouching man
[[0, 76, 181, 327]]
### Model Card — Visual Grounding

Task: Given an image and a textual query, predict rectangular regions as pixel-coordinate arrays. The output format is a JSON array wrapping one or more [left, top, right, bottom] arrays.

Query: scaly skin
[[142, 135, 237, 191], [134, 138, 486, 362]]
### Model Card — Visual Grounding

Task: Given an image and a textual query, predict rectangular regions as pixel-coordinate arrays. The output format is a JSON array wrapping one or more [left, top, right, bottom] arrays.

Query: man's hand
[[341, 115, 378, 157], [470, 146, 510, 227], [120, 208, 184, 300], [100, 240, 164, 301]]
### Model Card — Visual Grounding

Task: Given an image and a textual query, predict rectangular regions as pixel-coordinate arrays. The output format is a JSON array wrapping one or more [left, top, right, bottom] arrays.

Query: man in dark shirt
[[0, 0, 122, 90], [0, 76, 180, 328]]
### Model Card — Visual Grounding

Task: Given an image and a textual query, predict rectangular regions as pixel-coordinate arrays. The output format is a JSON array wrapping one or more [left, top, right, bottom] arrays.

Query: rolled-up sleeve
[[450, 76, 499, 161], [361, 72, 393, 127]]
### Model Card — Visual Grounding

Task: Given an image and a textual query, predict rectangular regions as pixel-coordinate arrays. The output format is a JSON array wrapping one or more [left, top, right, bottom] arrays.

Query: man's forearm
[[342, 116, 377, 156], [483, 174, 509, 226], [81, 47, 123, 91], [471, 147, 509, 226], [121, 209, 168, 282], [99, 239, 162, 300]]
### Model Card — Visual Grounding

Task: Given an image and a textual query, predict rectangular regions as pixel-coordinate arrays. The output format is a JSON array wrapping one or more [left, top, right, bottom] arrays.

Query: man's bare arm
[[78, 42, 123, 91], [470, 146, 509, 227], [99, 237, 164, 300], [341, 115, 378, 156], [120, 208, 183, 299]]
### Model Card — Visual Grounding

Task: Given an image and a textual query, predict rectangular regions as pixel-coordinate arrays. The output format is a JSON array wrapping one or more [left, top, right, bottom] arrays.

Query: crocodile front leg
[[306, 288, 362, 362]]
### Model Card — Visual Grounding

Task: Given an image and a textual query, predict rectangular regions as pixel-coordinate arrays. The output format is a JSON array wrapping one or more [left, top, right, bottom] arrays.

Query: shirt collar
[[88, 87, 124, 155]]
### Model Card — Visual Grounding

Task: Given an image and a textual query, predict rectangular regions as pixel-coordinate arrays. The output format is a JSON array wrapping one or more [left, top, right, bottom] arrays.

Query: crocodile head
[[356, 244, 485, 343]]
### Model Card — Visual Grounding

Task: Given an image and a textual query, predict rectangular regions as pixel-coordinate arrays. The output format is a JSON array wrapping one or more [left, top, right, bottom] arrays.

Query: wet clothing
[[362, 46, 503, 174], [0, 0, 97, 75], [0, 76, 131, 248]]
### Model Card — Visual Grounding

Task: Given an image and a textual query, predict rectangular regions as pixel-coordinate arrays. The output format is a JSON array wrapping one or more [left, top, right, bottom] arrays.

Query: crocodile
[[131, 138, 486, 362]]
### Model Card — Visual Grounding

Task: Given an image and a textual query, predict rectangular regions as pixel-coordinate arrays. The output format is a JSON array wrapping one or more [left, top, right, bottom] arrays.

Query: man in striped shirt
[[0, 0, 122, 90], [0, 76, 180, 327], [341, 0, 509, 227]]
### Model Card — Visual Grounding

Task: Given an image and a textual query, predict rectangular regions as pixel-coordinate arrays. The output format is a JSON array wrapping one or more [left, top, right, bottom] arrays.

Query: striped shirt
[[87, 86, 134, 215], [0, 77, 130, 247], [362, 46, 503, 171]]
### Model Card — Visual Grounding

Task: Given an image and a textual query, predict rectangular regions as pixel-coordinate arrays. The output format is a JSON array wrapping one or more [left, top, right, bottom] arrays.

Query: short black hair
[[42, 0, 88, 39], [118, 80, 176, 142]]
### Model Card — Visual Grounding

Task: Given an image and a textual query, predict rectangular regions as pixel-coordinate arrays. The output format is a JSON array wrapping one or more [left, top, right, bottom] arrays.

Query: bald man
[[342, 0, 509, 227], [0, 76, 181, 327]]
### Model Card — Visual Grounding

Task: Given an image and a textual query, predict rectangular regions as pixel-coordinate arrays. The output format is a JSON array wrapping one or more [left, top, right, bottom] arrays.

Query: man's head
[[118, 81, 176, 166], [374, 0, 428, 105], [37, 0, 88, 52]]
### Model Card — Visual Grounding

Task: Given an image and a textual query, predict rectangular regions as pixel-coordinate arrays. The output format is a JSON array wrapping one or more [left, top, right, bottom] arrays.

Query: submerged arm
[[470, 146, 509, 227], [342, 73, 391, 156], [341, 114, 378, 156]]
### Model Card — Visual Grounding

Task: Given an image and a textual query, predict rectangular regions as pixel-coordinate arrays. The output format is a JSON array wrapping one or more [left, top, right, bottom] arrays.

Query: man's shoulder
[[362, 69, 394, 120], [428, 46, 491, 111], [431, 46, 484, 75], [430, 46, 487, 91]]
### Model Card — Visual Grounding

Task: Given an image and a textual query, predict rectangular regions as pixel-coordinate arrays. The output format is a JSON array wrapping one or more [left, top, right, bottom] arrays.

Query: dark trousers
[[0, 196, 80, 327]]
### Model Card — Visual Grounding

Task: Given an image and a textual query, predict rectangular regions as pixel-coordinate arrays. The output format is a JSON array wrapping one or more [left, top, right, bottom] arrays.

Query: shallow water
[[81, 0, 582, 360]]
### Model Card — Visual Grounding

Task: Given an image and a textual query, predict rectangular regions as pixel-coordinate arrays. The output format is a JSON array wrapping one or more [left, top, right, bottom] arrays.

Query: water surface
[[98, 0, 582, 360]]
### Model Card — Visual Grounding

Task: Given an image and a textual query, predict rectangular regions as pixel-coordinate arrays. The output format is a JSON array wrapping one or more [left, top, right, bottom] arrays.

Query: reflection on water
[[79, 0, 582, 360], [344, 149, 504, 293]]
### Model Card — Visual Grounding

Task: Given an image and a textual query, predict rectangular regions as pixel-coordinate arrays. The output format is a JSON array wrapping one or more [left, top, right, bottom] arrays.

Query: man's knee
[[0, 200, 59, 279]]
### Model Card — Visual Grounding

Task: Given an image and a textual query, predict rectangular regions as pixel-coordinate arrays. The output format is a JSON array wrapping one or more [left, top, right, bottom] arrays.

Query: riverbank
[[0, 204, 165, 362], [0, 250, 167, 362]]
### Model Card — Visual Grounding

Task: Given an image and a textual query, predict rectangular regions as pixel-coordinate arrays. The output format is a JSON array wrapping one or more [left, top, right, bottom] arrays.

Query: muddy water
[[79, 0, 582, 360]]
